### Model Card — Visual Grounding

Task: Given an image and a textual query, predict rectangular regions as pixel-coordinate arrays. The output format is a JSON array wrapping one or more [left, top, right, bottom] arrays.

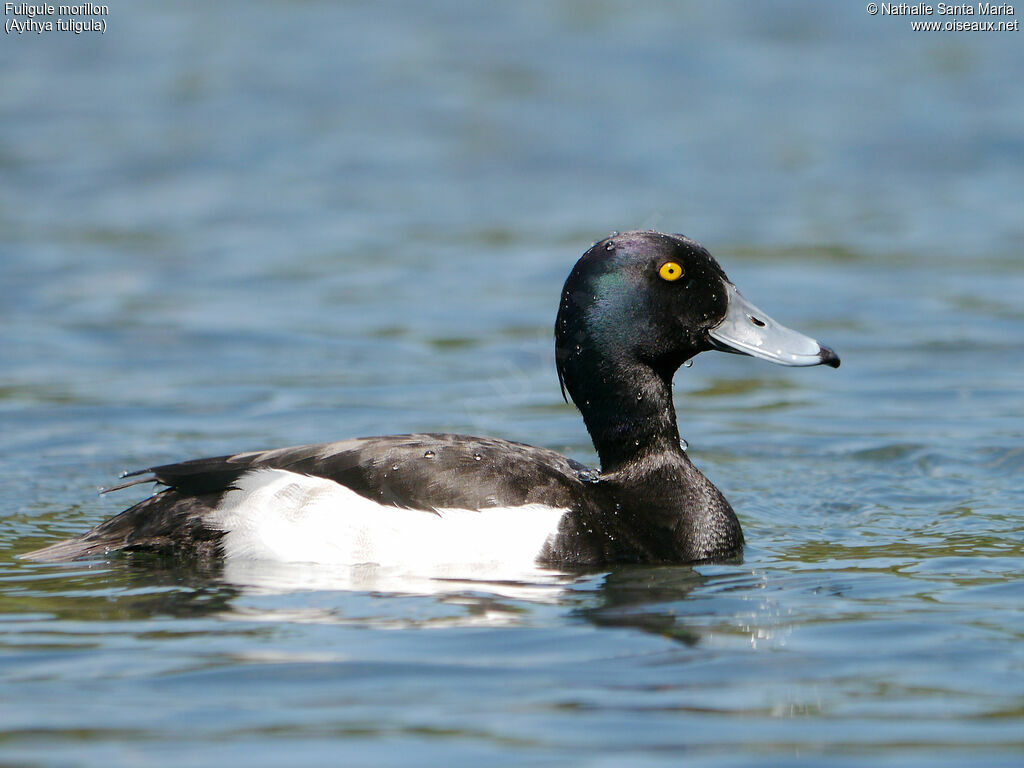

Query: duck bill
[[708, 283, 840, 368]]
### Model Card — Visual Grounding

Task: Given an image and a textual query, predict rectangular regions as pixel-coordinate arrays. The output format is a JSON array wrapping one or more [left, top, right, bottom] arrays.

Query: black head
[[555, 231, 733, 406], [554, 231, 839, 455]]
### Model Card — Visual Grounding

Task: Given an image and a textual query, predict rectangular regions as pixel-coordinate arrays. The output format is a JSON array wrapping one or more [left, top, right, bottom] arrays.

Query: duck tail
[[19, 536, 114, 562], [20, 490, 226, 562]]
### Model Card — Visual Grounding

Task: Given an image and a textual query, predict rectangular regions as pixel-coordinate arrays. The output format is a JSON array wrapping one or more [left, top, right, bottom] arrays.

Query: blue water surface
[[2, 2, 1023, 766]]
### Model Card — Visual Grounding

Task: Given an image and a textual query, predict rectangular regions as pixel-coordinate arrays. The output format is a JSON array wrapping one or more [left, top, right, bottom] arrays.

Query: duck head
[[555, 231, 839, 468]]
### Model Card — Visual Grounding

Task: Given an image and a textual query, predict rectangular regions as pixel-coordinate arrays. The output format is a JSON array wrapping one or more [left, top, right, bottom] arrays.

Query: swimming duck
[[24, 231, 839, 567]]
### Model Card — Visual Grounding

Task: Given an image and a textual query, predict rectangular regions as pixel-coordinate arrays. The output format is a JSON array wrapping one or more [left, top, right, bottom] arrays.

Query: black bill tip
[[819, 345, 841, 369]]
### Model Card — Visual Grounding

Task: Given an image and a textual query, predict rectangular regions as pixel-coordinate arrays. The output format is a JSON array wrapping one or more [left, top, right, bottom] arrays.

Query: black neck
[[570, 354, 685, 472]]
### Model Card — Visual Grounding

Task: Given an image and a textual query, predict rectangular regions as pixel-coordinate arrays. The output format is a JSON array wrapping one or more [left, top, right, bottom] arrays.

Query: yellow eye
[[659, 262, 683, 281]]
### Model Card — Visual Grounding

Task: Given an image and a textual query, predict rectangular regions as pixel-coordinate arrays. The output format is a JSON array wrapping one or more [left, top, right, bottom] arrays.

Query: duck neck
[[574, 357, 684, 473]]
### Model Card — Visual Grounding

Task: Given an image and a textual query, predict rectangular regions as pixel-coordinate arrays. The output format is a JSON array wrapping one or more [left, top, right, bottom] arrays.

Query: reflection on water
[[219, 558, 574, 608]]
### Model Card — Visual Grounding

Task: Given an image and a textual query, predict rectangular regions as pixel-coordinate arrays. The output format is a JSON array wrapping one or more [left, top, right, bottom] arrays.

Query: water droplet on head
[[609, 230, 619, 237], [680, 438, 689, 451], [634, 439, 641, 447], [683, 359, 694, 368], [423, 450, 435, 458]]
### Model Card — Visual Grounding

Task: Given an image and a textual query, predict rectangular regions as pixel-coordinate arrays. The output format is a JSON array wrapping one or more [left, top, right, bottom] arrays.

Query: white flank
[[206, 469, 568, 579]]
